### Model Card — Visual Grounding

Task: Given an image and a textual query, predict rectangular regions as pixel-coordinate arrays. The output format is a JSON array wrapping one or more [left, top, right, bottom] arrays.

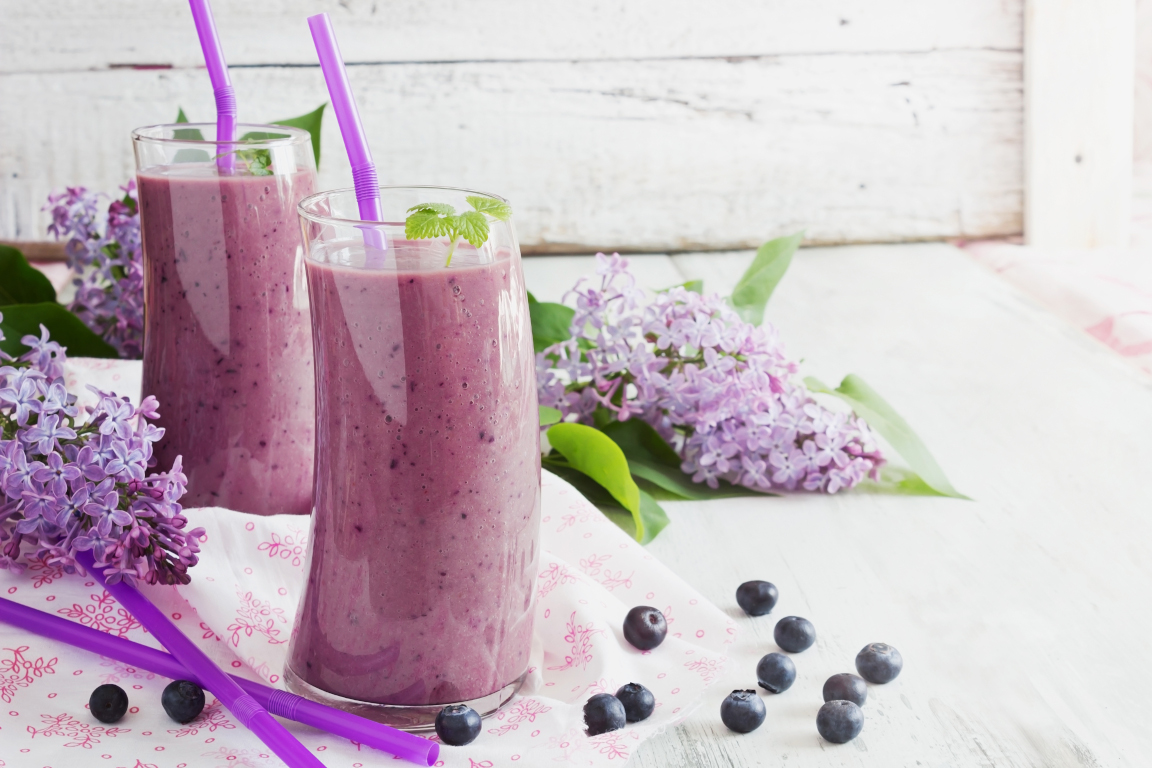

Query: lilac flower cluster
[[44, 182, 145, 359], [0, 314, 203, 585], [537, 254, 886, 493]]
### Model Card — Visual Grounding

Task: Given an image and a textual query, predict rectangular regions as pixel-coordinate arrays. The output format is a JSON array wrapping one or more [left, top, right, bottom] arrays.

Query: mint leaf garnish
[[404, 196, 513, 266], [465, 195, 511, 220], [405, 209, 451, 240], [456, 211, 489, 248]]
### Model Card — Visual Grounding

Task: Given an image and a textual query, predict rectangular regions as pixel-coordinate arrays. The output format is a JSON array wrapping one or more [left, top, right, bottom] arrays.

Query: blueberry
[[736, 580, 779, 616], [583, 693, 626, 736], [720, 690, 766, 733], [623, 606, 667, 651], [755, 652, 795, 694], [161, 680, 205, 724], [773, 616, 816, 653], [435, 704, 482, 746], [615, 683, 655, 722], [817, 700, 864, 743], [822, 673, 867, 706], [89, 684, 128, 724], [856, 642, 903, 684]]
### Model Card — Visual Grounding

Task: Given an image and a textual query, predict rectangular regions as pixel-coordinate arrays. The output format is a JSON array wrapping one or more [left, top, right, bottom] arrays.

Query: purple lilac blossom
[[0, 312, 203, 584], [43, 182, 145, 359], [536, 254, 885, 494]]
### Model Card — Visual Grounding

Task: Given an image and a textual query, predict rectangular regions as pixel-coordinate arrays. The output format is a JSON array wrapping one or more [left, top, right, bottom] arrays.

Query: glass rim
[[298, 185, 512, 228], [131, 122, 312, 148]]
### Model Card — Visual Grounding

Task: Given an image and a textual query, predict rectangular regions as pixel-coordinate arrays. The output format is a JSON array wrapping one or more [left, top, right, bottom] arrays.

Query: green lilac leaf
[[855, 466, 945, 496], [269, 103, 326, 168], [805, 374, 968, 499], [407, 202, 456, 217], [659, 279, 704, 294], [539, 405, 562, 426], [526, 291, 539, 304], [173, 108, 205, 141], [405, 210, 452, 241], [545, 423, 646, 541], [0, 245, 56, 307], [601, 419, 680, 466], [0, 303, 116, 359], [729, 232, 804, 325], [529, 301, 575, 353], [467, 195, 512, 220], [456, 210, 490, 249], [542, 463, 669, 544]]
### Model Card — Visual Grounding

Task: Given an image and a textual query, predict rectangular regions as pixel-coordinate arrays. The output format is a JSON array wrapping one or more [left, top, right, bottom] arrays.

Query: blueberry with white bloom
[[817, 700, 864, 743], [736, 580, 778, 616], [756, 653, 796, 694], [822, 673, 867, 706], [583, 693, 626, 735], [720, 690, 766, 733], [856, 643, 903, 684], [774, 616, 816, 653], [615, 683, 655, 722], [623, 606, 667, 651], [435, 704, 482, 746]]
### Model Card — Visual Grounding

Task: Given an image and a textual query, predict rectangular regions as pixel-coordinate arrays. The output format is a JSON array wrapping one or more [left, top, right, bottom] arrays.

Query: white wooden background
[[0, 0, 1024, 252]]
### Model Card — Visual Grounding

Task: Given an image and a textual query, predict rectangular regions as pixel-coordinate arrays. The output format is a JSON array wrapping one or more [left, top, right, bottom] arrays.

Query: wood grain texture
[[0, 0, 1022, 73], [1025, 0, 1134, 248], [522, 244, 1152, 766], [0, 51, 1023, 249]]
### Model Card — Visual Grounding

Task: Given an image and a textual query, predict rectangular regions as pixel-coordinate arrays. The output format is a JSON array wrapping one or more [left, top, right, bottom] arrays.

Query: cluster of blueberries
[[722, 579, 904, 743], [89, 679, 207, 725]]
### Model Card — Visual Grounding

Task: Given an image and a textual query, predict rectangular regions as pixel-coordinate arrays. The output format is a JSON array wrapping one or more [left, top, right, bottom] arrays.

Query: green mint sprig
[[405, 195, 512, 266]]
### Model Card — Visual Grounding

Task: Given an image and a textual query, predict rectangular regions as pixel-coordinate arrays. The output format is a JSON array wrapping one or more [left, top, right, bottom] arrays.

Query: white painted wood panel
[[0, 50, 1023, 250], [0, 0, 1022, 73], [522, 245, 1152, 766], [1025, 0, 1134, 248]]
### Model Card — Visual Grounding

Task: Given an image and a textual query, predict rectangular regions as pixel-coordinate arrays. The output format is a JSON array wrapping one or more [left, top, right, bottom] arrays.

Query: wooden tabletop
[[522, 243, 1152, 768]]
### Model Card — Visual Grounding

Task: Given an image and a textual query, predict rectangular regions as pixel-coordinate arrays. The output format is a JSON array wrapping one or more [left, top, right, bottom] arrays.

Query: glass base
[[282, 664, 528, 731]]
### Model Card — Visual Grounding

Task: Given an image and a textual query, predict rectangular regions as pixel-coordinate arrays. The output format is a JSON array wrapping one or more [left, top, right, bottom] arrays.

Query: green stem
[[444, 235, 460, 267]]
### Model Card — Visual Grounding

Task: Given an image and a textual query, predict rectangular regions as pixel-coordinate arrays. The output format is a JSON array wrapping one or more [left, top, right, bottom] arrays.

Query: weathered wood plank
[[523, 245, 1152, 766], [0, 50, 1023, 249], [1025, 0, 1134, 248], [0, 0, 1022, 74]]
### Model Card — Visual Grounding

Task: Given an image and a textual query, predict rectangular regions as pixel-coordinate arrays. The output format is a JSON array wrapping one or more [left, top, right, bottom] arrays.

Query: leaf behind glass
[[0, 303, 117, 358], [173, 107, 205, 141], [529, 301, 575, 353], [269, 103, 326, 168], [0, 245, 56, 307]]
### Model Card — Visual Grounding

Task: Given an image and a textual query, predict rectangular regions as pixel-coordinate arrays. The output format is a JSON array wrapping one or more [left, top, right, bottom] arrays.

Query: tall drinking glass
[[133, 124, 317, 516], [286, 187, 541, 729]]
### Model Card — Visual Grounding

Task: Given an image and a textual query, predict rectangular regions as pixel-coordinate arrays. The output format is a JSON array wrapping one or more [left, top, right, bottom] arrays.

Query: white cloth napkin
[[0, 359, 732, 767]]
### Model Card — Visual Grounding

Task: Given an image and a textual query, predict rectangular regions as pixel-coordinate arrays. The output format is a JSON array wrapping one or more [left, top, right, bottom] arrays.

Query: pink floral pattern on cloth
[[0, 360, 731, 767], [964, 241, 1152, 378]]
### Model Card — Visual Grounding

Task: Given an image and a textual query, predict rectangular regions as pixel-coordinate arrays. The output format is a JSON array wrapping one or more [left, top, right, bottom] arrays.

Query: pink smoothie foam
[[287, 243, 541, 706], [137, 166, 316, 516]]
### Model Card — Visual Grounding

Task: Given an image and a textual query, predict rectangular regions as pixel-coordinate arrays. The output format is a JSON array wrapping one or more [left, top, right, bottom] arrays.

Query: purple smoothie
[[137, 166, 316, 516], [287, 243, 540, 706]]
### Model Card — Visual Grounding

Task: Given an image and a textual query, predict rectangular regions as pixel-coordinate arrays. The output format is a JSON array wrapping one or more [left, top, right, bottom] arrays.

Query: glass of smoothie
[[286, 186, 541, 729], [132, 124, 317, 516]]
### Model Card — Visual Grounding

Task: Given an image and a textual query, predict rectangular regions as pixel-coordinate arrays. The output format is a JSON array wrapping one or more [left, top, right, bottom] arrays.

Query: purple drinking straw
[[0, 597, 438, 766], [189, 0, 237, 173], [74, 552, 325, 768], [307, 12, 388, 262]]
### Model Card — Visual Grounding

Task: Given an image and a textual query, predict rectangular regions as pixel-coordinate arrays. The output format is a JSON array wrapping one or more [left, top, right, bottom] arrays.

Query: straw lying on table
[[75, 552, 325, 768], [189, 0, 237, 173], [0, 595, 437, 766]]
